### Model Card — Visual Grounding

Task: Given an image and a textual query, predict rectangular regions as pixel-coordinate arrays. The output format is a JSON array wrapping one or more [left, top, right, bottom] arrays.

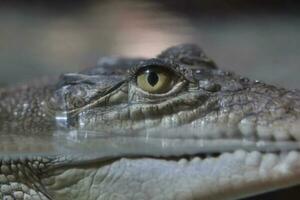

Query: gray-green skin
[[1, 44, 300, 200]]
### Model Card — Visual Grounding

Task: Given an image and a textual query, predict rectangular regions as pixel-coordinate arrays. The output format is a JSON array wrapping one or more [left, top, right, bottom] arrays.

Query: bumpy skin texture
[[0, 44, 300, 200]]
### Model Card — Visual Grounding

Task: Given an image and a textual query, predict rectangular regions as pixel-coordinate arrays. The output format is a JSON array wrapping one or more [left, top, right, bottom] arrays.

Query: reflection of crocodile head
[[0, 44, 300, 200]]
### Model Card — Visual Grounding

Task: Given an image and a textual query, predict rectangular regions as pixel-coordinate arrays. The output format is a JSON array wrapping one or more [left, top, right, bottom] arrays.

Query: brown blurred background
[[0, 0, 300, 199], [0, 0, 299, 89]]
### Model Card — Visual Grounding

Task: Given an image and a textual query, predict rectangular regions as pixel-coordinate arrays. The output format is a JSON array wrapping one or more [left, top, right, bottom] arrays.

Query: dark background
[[0, 0, 300, 89], [0, 0, 300, 199]]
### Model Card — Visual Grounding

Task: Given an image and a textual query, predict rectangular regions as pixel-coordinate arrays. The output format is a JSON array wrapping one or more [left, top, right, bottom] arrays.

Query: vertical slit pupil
[[147, 71, 159, 86]]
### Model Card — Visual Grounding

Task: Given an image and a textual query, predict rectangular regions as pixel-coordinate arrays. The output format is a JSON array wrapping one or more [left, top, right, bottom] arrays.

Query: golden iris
[[137, 68, 173, 93]]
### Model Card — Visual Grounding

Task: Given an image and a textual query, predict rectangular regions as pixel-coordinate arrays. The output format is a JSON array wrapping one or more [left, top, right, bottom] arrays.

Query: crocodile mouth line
[[55, 149, 300, 172], [52, 138, 300, 169], [154, 149, 299, 162]]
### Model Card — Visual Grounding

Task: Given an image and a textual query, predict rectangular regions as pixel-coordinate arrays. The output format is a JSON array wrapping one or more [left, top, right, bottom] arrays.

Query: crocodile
[[0, 44, 300, 200]]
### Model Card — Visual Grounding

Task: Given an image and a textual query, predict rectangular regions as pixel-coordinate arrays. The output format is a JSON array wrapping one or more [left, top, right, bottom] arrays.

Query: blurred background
[[0, 0, 300, 89]]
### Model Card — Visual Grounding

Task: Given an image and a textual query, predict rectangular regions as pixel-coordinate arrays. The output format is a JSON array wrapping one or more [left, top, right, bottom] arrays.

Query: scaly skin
[[0, 44, 300, 200]]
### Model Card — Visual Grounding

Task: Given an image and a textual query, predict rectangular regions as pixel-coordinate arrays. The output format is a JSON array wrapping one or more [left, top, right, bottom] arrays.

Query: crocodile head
[[1, 44, 300, 200]]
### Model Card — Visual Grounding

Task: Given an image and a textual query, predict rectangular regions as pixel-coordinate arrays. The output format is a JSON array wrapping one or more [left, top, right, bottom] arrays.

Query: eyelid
[[128, 59, 183, 79], [132, 66, 182, 82]]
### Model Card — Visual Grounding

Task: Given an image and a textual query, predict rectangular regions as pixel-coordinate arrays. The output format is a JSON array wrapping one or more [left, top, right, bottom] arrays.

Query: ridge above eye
[[135, 65, 178, 94]]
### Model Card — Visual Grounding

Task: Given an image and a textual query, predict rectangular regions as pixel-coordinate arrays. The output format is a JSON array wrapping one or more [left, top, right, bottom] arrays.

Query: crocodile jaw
[[44, 120, 300, 200], [45, 150, 300, 200]]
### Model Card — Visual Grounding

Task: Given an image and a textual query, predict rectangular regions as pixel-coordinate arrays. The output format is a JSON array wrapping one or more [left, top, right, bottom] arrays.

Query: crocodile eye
[[136, 67, 174, 94]]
